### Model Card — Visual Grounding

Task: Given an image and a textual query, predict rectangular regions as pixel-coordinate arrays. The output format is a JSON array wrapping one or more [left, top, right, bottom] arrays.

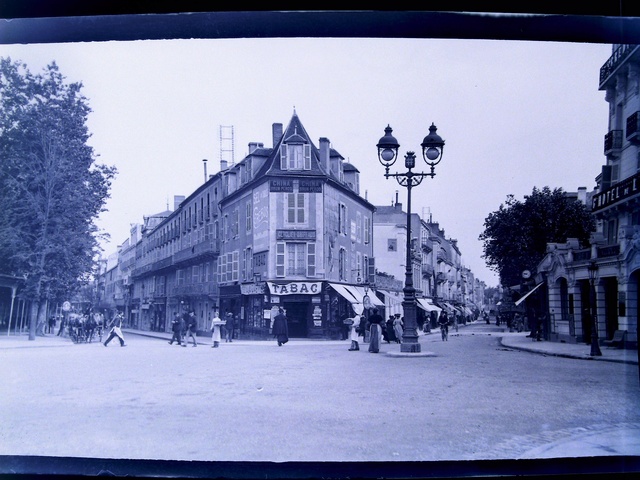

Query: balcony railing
[[421, 264, 434, 278], [597, 244, 620, 258], [572, 249, 591, 262], [604, 129, 623, 157], [174, 239, 220, 265]]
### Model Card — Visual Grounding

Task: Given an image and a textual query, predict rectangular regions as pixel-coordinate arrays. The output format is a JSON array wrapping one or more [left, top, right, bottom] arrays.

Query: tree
[[0, 58, 117, 340], [479, 186, 595, 288]]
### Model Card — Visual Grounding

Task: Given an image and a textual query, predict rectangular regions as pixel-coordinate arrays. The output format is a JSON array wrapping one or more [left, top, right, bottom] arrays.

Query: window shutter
[[304, 144, 311, 170], [368, 257, 376, 284], [280, 144, 287, 170], [276, 242, 285, 277], [307, 243, 316, 277]]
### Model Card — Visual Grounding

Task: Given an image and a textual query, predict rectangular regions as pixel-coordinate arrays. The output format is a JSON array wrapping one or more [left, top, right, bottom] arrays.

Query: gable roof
[[255, 111, 328, 178]]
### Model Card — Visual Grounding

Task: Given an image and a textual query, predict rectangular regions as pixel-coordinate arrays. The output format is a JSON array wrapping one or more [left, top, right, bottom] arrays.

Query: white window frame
[[286, 192, 307, 225]]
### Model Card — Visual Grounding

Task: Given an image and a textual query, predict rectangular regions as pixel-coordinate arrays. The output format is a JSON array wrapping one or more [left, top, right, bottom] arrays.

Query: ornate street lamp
[[588, 260, 602, 356], [377, 123, 445, 353]]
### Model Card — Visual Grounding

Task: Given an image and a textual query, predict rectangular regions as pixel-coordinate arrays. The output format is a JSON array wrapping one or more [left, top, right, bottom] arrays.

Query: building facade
[[102, 112, 383, 339], [536, 44, 640, 349]]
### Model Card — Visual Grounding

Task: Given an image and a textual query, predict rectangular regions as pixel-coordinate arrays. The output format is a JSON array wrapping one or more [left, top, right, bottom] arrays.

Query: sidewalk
[[498, 330, 639, 365]]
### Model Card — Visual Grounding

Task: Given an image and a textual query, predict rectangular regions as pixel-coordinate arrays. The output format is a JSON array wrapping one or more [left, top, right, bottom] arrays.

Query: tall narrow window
[[338, 248, 346, 281], [287, 193, 306, 224], [246, 201, 252, 232], [364, 216, 371, 244], [339, 203, 347, 235], [276, 242, 285, 277], [307, 243, 316, 277]]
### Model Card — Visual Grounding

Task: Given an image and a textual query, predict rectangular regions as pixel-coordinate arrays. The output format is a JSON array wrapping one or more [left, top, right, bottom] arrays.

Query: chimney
[[220, 160, 228, 171], [394, 190, 402, 210], [202, 158, 208, 183], [248, 142, 260, 154], [320, 137, 331, 174], [272, 123, 283, 148]]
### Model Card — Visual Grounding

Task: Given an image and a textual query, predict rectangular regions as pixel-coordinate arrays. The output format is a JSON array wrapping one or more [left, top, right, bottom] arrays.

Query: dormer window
[[280, 143, 311, 170]]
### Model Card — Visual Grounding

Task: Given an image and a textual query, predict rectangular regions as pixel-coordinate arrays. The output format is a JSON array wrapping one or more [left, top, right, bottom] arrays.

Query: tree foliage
[[0, 57, 117, 337], [479, 186, 595, 287]]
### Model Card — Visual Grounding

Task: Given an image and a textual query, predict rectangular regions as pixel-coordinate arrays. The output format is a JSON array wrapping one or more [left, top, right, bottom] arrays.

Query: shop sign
[[276, 229, 316, 241], [299, 179, 323, 193], [268, 281, 322, 295], [269, 179, 294, 192], [240, 283, 265, 295], [312, 305, 322, 327]]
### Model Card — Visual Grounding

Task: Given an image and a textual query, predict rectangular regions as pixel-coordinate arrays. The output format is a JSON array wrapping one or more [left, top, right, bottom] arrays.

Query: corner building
[[122, 112, 378, 339], [217, 111, 377, 339]]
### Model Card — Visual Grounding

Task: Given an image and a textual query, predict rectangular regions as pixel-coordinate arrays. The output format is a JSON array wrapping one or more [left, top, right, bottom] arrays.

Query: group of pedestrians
[[344, 308, 399, 354], [167, 309, 236, 348]]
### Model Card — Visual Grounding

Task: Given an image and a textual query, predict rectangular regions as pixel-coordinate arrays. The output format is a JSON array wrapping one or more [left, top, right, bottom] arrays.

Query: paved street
[[1, 322, 639, 477]]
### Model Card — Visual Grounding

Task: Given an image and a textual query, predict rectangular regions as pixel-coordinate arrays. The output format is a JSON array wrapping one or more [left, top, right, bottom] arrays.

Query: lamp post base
[[400, 342, 421, 353]]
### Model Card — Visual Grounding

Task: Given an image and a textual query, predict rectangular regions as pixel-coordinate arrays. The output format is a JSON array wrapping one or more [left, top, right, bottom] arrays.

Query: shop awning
[[417, 298, 442, 313], [344, 285, 385, 307], [514, 282, 544, 306], [329, 283, 360, 304], [379, 290, 403, 305], [378, 289, 403, 316]]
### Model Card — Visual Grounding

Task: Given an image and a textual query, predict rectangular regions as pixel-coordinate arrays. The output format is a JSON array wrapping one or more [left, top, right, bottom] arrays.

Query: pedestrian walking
[[103, 312, 126, 347], [393, 314, 404, 343], [224, 311, 235, 342], [210, 310, 224, 348], [48, 315, 56, 334], [182, 311, 198, 347], [168, 312, 183, 345], [57, 316, 66, 336], [347, 312, 362, 351], [367, 308, 384, 353], [357, 315, 367, 342], [386, 316, 397, 343], [272, 307, 289, 346]]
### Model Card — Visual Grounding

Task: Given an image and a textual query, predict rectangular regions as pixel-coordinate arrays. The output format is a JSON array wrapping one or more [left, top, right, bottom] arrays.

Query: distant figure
[[210, 310, 224, 348], [386, 316, 397, 343], [182, 311, 198, 347], [224, 311, 235, 342], [104, 313, 126, 347], [272, 308, 289, 346], [347, 314, 361, 351], [367, 308, 384, 353], [393, 315, 404, 344], [168, 313, 183, 345]]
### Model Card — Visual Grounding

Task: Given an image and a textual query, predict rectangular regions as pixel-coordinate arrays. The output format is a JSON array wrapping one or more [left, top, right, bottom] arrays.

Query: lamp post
[[377, 123, 445, 353], [588, 260, 602, 356]]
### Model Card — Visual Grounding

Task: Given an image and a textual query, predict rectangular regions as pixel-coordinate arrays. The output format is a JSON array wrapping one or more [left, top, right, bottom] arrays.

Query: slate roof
[[256, 111, 328, 178]]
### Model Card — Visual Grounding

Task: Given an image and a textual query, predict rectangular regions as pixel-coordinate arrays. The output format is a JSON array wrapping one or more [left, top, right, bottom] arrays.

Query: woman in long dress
[[368, 308, 384, 353], [393, 315, 404, 344]]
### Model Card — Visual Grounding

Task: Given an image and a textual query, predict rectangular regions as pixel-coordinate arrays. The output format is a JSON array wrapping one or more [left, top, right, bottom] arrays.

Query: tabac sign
[[267, 281, 322, 295]]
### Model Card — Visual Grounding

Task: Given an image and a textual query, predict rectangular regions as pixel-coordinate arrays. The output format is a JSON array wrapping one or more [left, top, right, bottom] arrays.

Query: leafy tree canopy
[[479, 186, 595, 287], [0, 57, 117, 308]]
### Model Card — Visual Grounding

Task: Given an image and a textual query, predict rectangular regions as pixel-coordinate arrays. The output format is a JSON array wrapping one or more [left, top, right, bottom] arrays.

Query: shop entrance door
[[283, 301, 309, 338]]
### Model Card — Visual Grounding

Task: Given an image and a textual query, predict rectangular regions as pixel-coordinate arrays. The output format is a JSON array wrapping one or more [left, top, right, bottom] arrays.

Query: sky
[[0, 33, 613, 287]]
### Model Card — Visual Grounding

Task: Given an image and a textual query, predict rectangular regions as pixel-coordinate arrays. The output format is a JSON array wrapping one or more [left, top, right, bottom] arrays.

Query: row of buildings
[[95, 111, 486, 339], [515, 44, 639, 352]]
